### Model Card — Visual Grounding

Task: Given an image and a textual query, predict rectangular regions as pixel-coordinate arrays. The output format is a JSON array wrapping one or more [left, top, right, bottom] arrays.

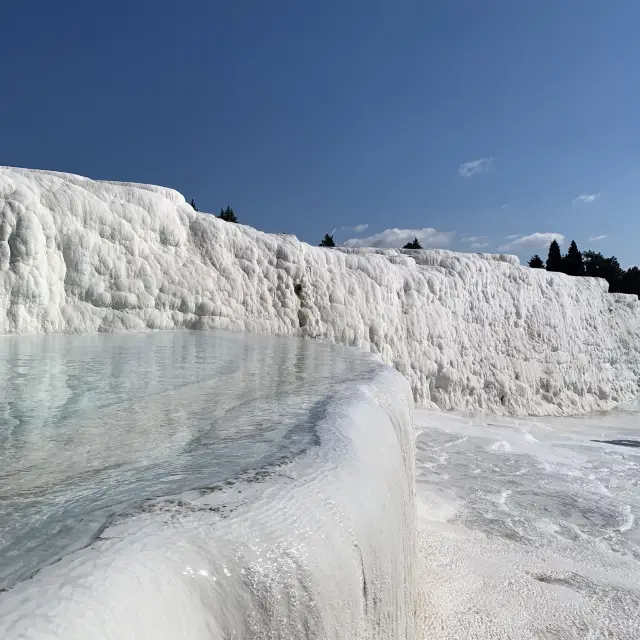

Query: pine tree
[[319, 234, 336, 248], [190, 199, 198, 211], [219, 206, 238, 223], [563, 240, 585, 276], [403, 238, 423, 250], [546, 239, 564, 273], [528, 254, 545, 269]]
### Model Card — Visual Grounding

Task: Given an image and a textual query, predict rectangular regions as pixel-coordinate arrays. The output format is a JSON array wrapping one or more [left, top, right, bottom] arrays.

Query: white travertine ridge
[[1, 166, 639, 415]]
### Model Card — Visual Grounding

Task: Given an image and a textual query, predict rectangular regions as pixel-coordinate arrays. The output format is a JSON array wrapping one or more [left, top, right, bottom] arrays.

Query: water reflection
[[0, 330, 378, 590]]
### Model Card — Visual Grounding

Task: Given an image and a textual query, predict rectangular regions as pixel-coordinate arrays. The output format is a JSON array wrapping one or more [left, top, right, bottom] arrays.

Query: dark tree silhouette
[[219, 206, 238, 223], [563, 240, 585, 276], [546, 239, 564, 273], [620, 266, 640, 298], [601, 256, 624, 292], [528, 254, 545, 269], [582, 251, 624, 292], [583, 250, 606, 278], [537, 244, 640, 299], [190, 199, 198, 211], [403, 238, 423, 250], [319, 234, 336, 247]]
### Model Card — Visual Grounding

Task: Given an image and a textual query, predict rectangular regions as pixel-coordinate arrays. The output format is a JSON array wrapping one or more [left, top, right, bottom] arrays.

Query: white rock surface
[[414, 407, 640, 640], [1, 166, 639, 415]]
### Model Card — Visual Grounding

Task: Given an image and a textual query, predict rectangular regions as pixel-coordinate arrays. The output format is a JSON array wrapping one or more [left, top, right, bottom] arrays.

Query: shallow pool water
[[0, 330, 379, 591]]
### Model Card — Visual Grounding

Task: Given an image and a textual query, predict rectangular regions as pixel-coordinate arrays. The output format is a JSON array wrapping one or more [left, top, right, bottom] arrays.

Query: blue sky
[[1, 1, 639, 266]]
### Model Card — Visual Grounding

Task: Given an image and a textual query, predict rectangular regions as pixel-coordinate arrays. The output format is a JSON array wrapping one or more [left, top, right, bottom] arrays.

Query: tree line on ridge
[[190, 199, 238, 223], [528, 239, 640, 298], [319, 234, 423, 249]]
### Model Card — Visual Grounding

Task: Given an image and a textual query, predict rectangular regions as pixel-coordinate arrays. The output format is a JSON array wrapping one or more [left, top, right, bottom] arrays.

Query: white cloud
[[341, 223, 369, 233], [342, 227, 455, 249], [505, 234, 521, 239], [501, 204, 509, 209], [498, 232, 565, 251], [572, 192, 600, 205], [461, 235, 489, 248], [588, 234, 607, 242], [459, 157, 493, 177]]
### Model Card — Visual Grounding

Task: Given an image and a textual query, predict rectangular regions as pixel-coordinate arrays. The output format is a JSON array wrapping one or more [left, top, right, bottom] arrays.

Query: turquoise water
[[0, 331, 379, 591]]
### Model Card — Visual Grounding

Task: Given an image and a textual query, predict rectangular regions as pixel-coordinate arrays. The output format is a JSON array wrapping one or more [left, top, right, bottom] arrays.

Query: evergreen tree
[[403, 238, 423, 250], [319, 234, 336, 247], [563, 240, 585, 276], [190, 199, 198, 211], [528, 254, 545, 269], [219, 206, 238, 223], [546, 239, 564, 273]]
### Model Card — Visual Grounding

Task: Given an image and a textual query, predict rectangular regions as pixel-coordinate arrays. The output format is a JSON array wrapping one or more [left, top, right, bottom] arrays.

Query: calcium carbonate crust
[[0, 364, 417, 640], [1, 166, 639, 415]]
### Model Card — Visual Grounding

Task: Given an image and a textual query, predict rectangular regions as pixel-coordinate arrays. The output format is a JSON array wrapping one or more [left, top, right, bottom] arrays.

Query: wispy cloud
[[501, 204, 509, 209], [459, 157, 493, 178], [342, 227, 455, 249], [588, 234, 607, 242], [461, 235, 489, 249], [498, 232, 565, 251], [341, 223, 369, 233], [572, 192, 600, 205]]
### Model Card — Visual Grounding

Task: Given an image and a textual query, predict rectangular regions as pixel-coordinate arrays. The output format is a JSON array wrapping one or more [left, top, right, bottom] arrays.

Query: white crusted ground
[[414, 407, 640, 640], [1, 166, 639, 415]]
